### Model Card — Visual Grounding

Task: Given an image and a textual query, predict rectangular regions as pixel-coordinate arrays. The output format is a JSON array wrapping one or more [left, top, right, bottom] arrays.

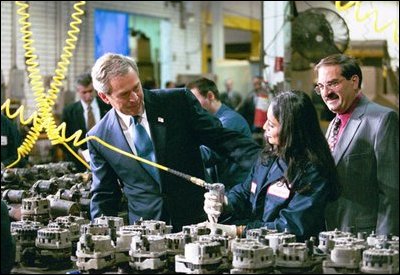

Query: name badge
[[267, 180, 290, 199], [250, 181, 257, 194], [1, 136, 8, 146]]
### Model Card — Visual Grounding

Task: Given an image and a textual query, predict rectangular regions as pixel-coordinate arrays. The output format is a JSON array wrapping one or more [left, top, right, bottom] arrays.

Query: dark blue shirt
[[200, 104, 254, 190], [226, 157, 332, 242]]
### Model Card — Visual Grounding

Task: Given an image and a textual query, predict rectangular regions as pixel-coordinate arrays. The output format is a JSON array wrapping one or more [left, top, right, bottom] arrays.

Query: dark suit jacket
[[62, 97, 111, 149], [325, 95, 399, 235], [61, 97, 110, 170], [88, 88, 261, 232]]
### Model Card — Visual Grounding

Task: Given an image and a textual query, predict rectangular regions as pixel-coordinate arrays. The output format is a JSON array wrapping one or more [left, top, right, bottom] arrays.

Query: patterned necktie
[[87, 105, 95, 130], [133, 116, 160, 183], [328, 117, 341, 152]]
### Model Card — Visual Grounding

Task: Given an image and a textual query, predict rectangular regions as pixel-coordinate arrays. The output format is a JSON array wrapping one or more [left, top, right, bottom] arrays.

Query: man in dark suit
[[88, 53, 261, 232], [61, 72, 111, 171], [315, 54, 399, 236]]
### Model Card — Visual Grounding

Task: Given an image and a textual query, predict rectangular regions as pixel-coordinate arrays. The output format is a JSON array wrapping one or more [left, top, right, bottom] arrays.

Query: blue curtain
[[95, 9, 129, 60]]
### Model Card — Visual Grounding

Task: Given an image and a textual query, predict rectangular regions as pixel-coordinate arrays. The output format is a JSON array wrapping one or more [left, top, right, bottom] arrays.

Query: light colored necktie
[[87, 105, 95, 130], [133, 116, 160, 183], [328, 117, 341, 152]]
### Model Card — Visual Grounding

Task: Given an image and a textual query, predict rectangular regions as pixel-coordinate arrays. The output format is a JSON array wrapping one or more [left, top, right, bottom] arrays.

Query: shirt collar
[[115, 108, 148, 127], [338, 92, 362, 120], [80, 99, 98, 110]]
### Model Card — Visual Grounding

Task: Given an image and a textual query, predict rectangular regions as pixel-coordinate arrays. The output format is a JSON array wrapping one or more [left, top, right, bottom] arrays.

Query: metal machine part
[[264, 230, 297, 254], [21, 196, 51, 224], [76, 233, 116, 272], [80, 222, 109, 236], [139, 219, 173, 235], [275, 242, 323, 273], [47, 195, 80, 218], [231, 241, 274, 274], [182, 223, 211, 240], [175, 240, 222, 274], [94, 215, 124, 231], [11, 220, 43, 265], [165, 232, 193, 269], [318, 229, 353, 253], [323, 244, 365, 273], [199, 234, 233, 272], [2, 189, 28, 203], [35, 227, 72, 267], [129, 234, 167, 272], [360, 248, 399, 274]]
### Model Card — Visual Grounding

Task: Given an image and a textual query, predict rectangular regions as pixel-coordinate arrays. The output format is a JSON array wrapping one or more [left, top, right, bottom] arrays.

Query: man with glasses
[[314, 54, 399, 236]]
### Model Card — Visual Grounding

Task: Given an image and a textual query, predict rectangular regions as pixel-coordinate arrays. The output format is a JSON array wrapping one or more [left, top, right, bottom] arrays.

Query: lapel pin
[[157, 117, 164, 123]]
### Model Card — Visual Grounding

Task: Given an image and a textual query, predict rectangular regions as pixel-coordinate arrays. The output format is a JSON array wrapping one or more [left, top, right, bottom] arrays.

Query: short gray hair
[[91, 53, 139, 95]]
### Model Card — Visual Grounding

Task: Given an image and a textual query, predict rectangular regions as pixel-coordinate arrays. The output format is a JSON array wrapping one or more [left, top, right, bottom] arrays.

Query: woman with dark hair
[[204, 90, 340, 242]]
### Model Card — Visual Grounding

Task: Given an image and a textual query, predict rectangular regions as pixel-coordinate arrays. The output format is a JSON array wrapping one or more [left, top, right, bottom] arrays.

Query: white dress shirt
[[115, 108, 153, 155]]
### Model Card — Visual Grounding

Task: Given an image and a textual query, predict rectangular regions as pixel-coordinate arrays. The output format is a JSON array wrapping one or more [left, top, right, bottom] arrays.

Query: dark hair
[[75, 72, 92, 88], [315, 54, 362, 89], [186, 77, 220, 100], [262, 90, 340, 200]]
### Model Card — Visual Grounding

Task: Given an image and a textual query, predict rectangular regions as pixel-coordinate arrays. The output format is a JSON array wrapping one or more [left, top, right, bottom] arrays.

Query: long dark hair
[[262, 90, 340, 200]]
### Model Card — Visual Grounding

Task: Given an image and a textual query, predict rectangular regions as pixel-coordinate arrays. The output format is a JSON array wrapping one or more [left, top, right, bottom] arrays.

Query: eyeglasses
[[314, 78, 346, 95]]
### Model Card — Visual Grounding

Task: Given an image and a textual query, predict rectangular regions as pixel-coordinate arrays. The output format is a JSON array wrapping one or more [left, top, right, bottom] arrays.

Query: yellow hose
[[335, 1, 398, 44], [2, 2, 209, 187], [4, 1, 87, 168]]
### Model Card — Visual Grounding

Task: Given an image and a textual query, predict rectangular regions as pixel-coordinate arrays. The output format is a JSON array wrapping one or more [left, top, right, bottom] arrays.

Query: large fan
[[292, 8, 349, 70]]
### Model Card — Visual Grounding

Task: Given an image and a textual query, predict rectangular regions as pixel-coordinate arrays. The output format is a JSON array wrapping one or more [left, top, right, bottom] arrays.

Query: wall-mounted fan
[[291, 8, 349, 71]]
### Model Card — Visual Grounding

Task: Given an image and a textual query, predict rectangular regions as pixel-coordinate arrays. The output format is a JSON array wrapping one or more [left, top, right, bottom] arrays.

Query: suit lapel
[[144, 91, 167, 167], [103, 109, 130, 164], [333, 96, 368, 164], [76, 102, 86, 133], [106, 110, 159, 190]]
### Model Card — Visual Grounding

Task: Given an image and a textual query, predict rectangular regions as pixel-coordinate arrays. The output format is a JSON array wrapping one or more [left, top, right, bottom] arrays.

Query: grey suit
[[325, 95, 399, 235]]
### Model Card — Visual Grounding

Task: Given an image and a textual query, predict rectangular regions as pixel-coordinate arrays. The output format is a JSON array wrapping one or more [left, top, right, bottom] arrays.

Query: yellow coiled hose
[[2, 2, 209, 188], [335, 1, 398, 44], [1, 1, 87, 168]]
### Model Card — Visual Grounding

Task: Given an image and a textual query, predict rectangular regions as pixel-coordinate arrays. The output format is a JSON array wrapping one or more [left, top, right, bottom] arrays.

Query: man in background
[[187, 78, 254, 190], [220, 78, 242, 111], [238, 76, 273, 145], [61, 72, 111, 171], [165, 81, 176, 88]]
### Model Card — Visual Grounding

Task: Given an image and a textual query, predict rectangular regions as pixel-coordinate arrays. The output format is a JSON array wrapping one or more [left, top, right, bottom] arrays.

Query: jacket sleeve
[[182, 89, 261, 174], [88, 138, 122, 220], [375, 111, 399, 235], [223, 161, 259, 222]]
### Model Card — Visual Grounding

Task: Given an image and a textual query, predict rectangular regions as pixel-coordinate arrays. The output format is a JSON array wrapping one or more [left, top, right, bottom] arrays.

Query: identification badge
[[250, 181, 257, 194], [1, 136, 7, 146], [267, 180, 290, 199]]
